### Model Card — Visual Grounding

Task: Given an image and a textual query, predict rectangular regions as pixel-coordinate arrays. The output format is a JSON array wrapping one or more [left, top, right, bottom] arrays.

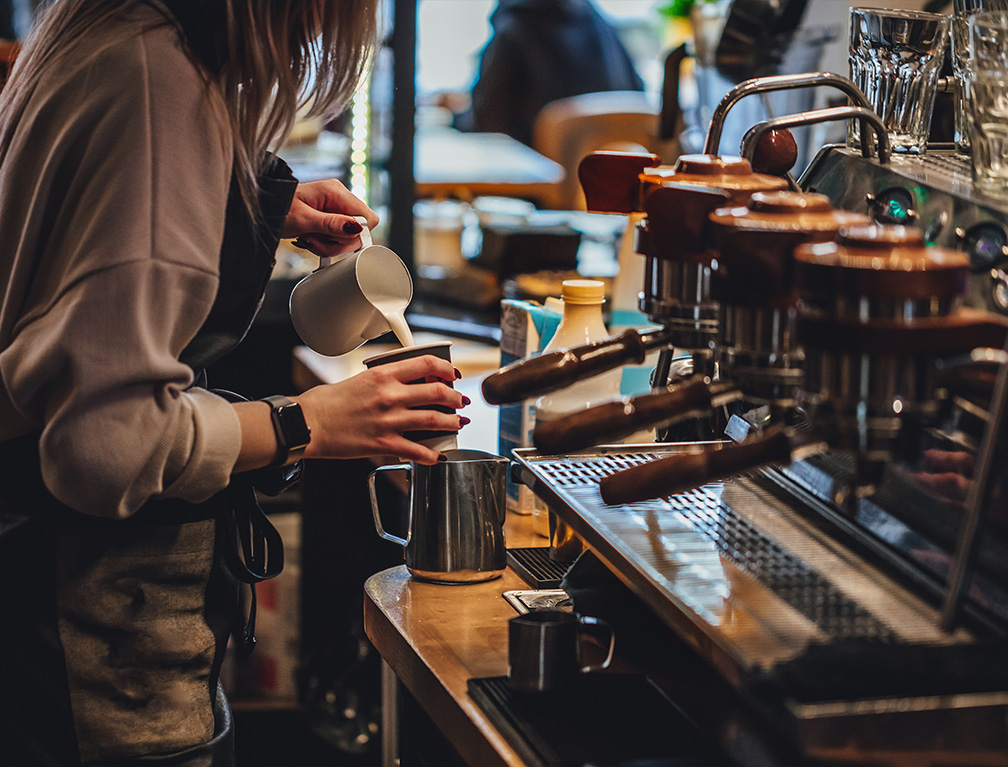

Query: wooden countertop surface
[[364, 560, 537, 767]]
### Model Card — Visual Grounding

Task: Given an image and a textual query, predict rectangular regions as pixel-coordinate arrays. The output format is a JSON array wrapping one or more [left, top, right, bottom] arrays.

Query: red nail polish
[[437, 454, 448, 462], [343, 219, 363, 235], [459, 416, 471, 427], [454, 367, 462, 380], [461, 395, 472, 406]]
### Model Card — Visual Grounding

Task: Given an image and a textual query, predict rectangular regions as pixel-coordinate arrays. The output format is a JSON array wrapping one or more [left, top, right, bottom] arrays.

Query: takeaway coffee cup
[[507, 610, 615, 694], [368, 449, 508, 583], [363, 340, 458, 454], [289, 218, 414, 356]]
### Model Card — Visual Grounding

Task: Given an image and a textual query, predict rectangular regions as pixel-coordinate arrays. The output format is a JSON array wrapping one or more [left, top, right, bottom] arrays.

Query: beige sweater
[[0, 4, 242, 519]]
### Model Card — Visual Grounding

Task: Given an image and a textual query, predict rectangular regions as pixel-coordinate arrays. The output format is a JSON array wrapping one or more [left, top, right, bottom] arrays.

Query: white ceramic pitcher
[[289, 219, 413, 356]]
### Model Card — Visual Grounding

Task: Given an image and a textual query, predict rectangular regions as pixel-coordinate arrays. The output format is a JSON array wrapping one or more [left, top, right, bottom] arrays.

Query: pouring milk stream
[[346, 218, 414, 348], [373, 295, 415, 348]]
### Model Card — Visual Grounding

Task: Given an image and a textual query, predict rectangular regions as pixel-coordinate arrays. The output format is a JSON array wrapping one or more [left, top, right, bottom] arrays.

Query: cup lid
[[795, 242, 968, 272], [362, 340, 452, 368]]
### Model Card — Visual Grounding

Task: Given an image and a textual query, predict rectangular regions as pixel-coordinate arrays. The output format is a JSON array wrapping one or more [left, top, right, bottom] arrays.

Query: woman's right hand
[[295, 354, 467, 465]]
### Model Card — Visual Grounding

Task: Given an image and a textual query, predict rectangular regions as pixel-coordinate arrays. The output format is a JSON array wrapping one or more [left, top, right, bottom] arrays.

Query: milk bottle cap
[[560, 279, 605, 305]]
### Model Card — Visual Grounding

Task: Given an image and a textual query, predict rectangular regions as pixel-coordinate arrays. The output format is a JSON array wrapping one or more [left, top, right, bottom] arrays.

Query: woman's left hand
[[283, 179, 380, 259]]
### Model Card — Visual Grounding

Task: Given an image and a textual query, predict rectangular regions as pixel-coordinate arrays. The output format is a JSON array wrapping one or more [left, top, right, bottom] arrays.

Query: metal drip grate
[[670, 489, 893, 640], [532, 452, 663, 487], [506, 547, 573, 589], [523, 448, 900, 643]]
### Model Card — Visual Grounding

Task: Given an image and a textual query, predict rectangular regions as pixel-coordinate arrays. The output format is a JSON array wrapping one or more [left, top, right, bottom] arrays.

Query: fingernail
[[461, 395, 471, 406], [459, 416, 471, 427], [437, 454, 448, 462], [454, 367, 462, 380], [343, 219, 363, 234]]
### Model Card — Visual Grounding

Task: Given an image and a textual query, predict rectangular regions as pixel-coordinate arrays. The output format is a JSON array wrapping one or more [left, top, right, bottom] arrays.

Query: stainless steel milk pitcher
[[368, 449, 508, 583]]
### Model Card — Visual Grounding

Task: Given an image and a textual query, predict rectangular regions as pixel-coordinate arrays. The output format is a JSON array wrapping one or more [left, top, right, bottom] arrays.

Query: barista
[[0, 1, 465, 764]]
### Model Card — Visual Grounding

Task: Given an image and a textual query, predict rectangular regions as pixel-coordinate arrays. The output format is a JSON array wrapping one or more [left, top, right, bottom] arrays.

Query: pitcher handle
[[319, 215, 373, 269], [368, 462, 412, 546], [577, 615, 616, 674]]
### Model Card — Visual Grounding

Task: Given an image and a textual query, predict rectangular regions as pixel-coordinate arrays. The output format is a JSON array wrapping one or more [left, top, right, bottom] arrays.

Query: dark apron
[[0, 155, 298, 767]]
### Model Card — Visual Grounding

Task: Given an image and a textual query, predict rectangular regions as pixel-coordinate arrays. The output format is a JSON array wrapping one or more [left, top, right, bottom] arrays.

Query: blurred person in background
[[450, 0, 645, 147]]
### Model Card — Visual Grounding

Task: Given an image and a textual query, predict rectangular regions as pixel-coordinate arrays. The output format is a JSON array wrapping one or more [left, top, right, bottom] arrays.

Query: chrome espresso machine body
[[484, 74, 1008, 766]]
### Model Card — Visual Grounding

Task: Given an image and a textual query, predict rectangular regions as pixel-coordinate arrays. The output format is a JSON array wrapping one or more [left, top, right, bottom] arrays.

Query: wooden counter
[[364, 563, 537, 767], [364, 483, 543, 767]]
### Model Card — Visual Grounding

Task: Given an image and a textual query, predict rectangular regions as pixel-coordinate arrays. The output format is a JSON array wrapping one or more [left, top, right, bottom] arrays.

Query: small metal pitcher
[[368, 449, 508, 583]]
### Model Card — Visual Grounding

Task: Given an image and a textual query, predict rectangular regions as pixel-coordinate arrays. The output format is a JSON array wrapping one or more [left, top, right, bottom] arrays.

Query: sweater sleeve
[[0, 21, 240, 518]]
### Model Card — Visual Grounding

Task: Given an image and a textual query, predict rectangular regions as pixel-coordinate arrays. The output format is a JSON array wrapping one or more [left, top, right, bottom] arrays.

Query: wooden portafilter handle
[[481, 328, 651, 406], [577, 150, 661, 213], [533, 377, 714, 455], [598, 427, 796, 505]]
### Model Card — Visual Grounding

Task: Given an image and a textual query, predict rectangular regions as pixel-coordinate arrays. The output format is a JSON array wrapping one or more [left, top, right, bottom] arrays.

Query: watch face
[[277, 403, 311, 448]]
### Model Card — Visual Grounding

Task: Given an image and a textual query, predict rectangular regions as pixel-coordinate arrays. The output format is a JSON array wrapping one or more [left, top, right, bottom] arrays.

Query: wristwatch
[[263, 395, 311, 467]]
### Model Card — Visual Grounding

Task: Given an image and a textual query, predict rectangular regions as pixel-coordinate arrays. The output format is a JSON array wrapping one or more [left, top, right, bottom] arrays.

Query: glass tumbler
[[969, 11, 1008, 194], [952, 1, 1008, 158], [847, 8, 951, 155]]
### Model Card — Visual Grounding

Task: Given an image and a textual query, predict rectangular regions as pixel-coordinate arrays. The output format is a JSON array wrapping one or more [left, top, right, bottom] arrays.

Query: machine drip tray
[[467, 674, 732, 767], [507, 547, 574, 589]]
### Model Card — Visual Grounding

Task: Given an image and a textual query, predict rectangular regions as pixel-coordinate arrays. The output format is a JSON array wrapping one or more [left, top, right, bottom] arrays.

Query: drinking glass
[[969, 11, 1008, 194], [952, 1, 1008, 157], [847, 8, 951, 155]]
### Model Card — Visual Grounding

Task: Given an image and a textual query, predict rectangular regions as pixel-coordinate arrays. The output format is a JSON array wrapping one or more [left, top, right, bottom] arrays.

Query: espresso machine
[[482, 72, 1008, 765]]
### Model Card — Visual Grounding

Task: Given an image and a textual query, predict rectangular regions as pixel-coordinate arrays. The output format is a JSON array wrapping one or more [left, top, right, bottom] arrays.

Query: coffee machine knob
[[748, 128, 798, 177], [956, 222, 1008, 273], [865, 187, 919, 227]]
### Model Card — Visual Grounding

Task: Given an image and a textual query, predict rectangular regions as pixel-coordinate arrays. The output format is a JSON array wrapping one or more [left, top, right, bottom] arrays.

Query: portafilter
[[483, 73, 882, 412], [532, 191, 869, 455], [481, 150, 792, 410], [599, 225, 1008, 506]]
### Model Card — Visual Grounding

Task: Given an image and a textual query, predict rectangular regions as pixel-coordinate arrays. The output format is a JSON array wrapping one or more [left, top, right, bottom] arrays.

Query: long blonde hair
[[1, 0, 379, 212], [222, 0, 379, 208]]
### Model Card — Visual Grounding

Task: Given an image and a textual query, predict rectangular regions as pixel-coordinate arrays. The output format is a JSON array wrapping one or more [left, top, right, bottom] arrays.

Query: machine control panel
[[802, 147, 1008, 315]]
